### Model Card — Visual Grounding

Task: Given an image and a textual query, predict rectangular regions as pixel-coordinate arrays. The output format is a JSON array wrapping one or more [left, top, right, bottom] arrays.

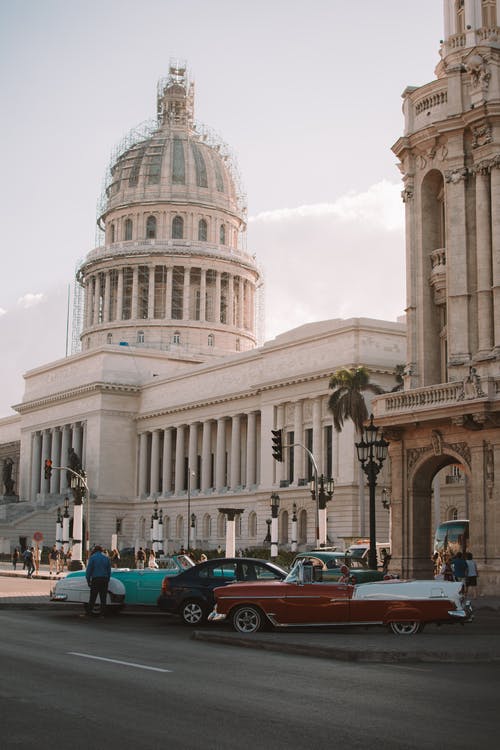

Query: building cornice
[[14, 381, 141, 415]]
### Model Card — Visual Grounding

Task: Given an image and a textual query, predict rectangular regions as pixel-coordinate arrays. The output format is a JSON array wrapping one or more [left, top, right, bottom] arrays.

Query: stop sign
[[33, 531, 43, 542]]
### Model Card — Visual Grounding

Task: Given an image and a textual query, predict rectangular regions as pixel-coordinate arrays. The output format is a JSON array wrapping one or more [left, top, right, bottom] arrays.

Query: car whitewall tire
[[389, 620, 423, 635], [232, 605, 264, 634]]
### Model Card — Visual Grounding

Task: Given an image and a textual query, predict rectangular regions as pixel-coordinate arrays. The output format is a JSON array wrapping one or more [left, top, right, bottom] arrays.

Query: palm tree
[[327, 366, 383, 434]]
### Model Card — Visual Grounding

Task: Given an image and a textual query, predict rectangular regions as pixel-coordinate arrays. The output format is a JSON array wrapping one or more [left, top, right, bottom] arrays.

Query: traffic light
[[271, 429, 283, 462], [44, 458, 52, 480]]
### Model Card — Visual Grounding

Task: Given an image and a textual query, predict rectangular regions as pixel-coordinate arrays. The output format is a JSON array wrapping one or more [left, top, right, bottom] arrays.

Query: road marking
[[68, 652, 173, 672]]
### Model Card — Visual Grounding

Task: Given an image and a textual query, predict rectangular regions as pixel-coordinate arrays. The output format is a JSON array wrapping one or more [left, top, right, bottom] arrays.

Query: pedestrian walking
[[12, 547, 20, 570], [110, 548, 121, 568], [24, 547, 35, 578], [451, 551, 468, 582], [85, 544, 111, 616], [381, 548, 392, 575], [49, 544, 59, 575], [465, 552, 478, 599], [135, 547, 146, 569], [440, 558, 455, 581], [148, 549, 158, 568]]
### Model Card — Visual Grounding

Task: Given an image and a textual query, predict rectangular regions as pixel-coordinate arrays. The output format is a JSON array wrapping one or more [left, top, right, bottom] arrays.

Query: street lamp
[[355, 414, 389, 570], [69, 470, 88, 570], [310, 475, 334, 548], [264, 518, 272, 544], [152, 499, 159, 553], [190, 513, 196, 549], [291, 502, 298, 552], [158, 509, 164, 554], [186, 467, 195, 551], [270, 492, 280, 558], [62, 497, 70, 557]]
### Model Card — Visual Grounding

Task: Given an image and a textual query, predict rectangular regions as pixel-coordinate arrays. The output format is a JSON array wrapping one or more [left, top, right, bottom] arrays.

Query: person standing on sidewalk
[[24, 547, 35, 578], [48, 545, 59, 576], [452, 551, 468, 582], [12, 547, 20, 570], [85, 545, 111, 616], [465, 552, 478, 599]]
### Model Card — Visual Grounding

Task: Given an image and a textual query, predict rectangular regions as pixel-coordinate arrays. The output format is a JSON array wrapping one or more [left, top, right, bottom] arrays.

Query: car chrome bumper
[[208, 610, 227, 623], [50, 594, 68, 601], [448, 604, 473, 621]]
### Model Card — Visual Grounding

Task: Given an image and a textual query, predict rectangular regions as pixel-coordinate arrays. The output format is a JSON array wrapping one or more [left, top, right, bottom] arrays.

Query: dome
[[99, 65, 245, 227], [76, 61, 261, 360]]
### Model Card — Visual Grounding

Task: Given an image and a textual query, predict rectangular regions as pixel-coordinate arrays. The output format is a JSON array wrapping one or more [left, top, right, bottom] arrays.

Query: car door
[[196, 560, 238, 607], [135, 569, 165, 605], [281, 581, 351, 625]]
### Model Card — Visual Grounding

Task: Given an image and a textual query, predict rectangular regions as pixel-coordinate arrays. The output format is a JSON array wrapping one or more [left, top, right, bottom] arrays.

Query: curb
[[191, 630, 500, 664]]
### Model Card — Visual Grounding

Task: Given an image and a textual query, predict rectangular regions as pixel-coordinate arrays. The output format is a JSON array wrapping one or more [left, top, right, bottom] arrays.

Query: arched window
[[456, 0, 465, 33], [172, 215, 184, 239], [124, 218, 133, 241], [106, 333, 113, 344], [482, 0, 497, 26], [109, 223, 115, 243], [217, 512, 226, 538], [198, 219, 208, 242], [162, 515, 170, 540], [146, 215, 157, 239], [207, 333, 214, 347], [219, 224, 226, 245], [137, 330, 145, 343], [279, 510, 289, 544], [235, 338, 241, 351], [172, 331, 180, 344], [447, 506, 459, 521], [298, 509, 308, 545], [248, 511, 257, 538], [176, 515, 184, 541], [202, 514, 212, 538]]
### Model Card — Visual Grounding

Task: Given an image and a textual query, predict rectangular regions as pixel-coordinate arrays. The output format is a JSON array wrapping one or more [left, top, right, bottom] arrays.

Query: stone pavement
[[1, 562, 499, 663]]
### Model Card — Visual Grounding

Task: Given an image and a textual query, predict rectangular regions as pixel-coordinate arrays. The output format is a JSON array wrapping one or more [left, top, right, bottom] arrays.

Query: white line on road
[[68, 651, 173, 672]]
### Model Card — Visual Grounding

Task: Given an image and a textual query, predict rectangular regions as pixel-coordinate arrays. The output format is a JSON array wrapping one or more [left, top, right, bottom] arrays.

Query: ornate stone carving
[[465, 54, 491, 89], [406, 446, 428, 474], [445, 168, 468, 184], [485, 441, 494, 499], [431, 430, 443, 455], [449, 442, 471, 468], [458, 367, 486, 400], [472, 123, 493, 149], [401, 187, 414, 203]]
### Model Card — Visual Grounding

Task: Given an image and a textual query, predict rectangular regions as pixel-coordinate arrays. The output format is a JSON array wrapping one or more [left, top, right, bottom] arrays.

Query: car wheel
[[180, 599, 207, 626], [389, 620, 423, 635], [232, 605, 264, 634]]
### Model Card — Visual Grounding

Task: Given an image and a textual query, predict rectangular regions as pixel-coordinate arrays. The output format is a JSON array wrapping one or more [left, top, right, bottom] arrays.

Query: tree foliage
[[327, 366, 383, 434]]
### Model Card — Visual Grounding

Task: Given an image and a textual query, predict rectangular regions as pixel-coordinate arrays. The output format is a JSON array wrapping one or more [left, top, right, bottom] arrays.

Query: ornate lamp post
[[270, 492, 280, 558], [55, 507, 62, 551], [291, 502, 298, 552], [158, 509, 164, 554], [69, 470, 87, 570], [264, 518, 272, 544], [62, 497, 70, 556], [152, 498, 159, 553], [310, 475, 334, 548], [190, 513, 196, 549], [355, 414, 389, 570]]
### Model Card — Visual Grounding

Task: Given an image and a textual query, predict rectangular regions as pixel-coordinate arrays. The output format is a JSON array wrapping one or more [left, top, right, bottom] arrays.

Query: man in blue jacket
[[85, 545, 111, 616]]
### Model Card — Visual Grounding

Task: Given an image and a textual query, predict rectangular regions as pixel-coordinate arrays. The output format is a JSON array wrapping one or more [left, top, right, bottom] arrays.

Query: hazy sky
[[0, 0, 444, 415]]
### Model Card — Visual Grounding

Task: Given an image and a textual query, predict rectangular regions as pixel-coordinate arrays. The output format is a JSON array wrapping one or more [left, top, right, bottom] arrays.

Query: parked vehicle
[[291, 550, 391, 583], [209, 561, 473, 635], [346, 540, 391, 567], [157, 557, 287, 625], [50, 554, 195, 612]]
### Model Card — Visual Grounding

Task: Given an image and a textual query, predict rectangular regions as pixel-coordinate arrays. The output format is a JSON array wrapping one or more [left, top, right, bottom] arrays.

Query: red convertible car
[[209, 563, 473, 635]]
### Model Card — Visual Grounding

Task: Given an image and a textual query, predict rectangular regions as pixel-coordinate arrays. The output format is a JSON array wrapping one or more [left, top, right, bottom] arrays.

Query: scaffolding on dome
[[70, 272, 84, 355]]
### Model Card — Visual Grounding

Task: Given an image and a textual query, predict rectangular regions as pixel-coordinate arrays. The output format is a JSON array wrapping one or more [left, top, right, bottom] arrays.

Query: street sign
[[33, 531, 43, 542]]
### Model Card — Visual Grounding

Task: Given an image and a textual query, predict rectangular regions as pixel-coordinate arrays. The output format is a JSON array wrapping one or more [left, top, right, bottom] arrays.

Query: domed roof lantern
[[157, 59, 194, 130]]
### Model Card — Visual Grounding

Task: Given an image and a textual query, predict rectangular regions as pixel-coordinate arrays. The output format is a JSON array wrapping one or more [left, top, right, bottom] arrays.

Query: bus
[[433, 519, 469, 559]]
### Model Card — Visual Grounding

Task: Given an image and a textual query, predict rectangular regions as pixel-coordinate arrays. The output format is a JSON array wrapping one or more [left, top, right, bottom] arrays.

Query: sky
[[0, 0, 444, 416]]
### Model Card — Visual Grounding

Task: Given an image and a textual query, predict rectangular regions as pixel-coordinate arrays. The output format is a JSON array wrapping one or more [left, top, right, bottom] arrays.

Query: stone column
[[227, 274, 234, 326], [201, 420, 212, 492], [215, 417, 226, 490], [238, 277, 244, 329], [148, 266, 155, 319], [131, 266, 139, 320], [188, 423, 198, 489], [103, 271, 111, 323], [293, 401, 304, 484], [312, 398, 322, 475], [490, 165, 500, 351], [183, 266, 191, 320], [150, 429, 161, 495], [200, 269, 207, 322], [162, 427, 173, 495], [138, 432, 149, 498], [31, 431, 42, 500], [230, 414, 241, 490], [245, 411, 257, 489], [475, 169, 493, 354], [174, 425, 186, 494], [60, 424, 71, 494], [50, 428, 62, 494], [116, 267, 124, 321], [72, 424, 83, 464], [165, 266, 173, 320], [445, 170, 471, 365], [218, 508, 243, 558], [215, 271, 221, 323], [93, 274, 100, 325]]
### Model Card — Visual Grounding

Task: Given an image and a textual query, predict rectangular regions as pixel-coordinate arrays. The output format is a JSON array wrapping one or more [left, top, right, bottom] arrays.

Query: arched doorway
[[401, 444, 470, 578]]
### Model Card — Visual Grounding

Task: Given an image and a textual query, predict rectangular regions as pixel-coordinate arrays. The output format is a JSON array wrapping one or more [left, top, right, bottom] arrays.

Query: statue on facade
[[2, 457, 15, 496], [66, 448, 82, 485]]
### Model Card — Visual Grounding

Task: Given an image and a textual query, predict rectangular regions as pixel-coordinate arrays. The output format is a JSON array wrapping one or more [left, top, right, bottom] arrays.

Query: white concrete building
[[0, 63, 405, 556]]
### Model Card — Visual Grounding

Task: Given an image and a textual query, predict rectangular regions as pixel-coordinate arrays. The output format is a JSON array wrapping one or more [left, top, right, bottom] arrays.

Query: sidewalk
[[1, 563, 499, 663]]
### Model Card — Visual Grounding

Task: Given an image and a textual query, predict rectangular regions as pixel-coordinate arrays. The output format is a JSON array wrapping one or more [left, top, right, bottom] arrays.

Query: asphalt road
[[1, 608, 498, 750]]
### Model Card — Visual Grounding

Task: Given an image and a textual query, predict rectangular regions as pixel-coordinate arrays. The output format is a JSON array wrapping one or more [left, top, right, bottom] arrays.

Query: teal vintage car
[[291, 550, 390, 584], [50, 554, 195, 611]]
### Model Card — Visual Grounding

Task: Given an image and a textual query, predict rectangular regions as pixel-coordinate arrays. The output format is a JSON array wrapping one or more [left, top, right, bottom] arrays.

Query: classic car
[[208, 562, 473, 635], [157, 557, 287, 625], [50, 554, 195, 612], [291, 550, 393, 583]]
